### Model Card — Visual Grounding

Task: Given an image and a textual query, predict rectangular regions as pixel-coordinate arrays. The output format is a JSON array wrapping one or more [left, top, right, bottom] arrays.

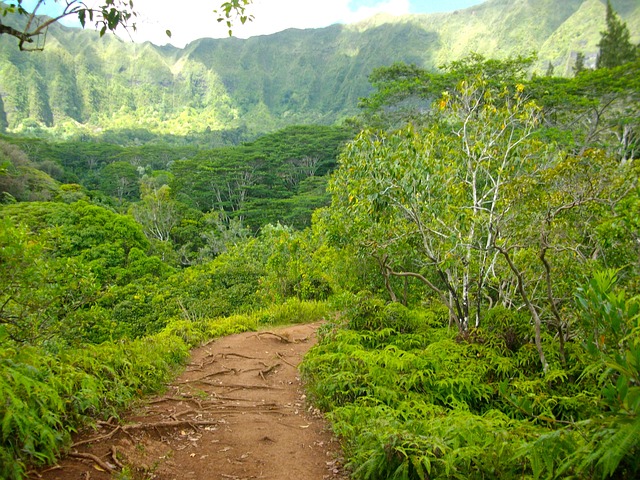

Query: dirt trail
[[34, 322, 346, 480]]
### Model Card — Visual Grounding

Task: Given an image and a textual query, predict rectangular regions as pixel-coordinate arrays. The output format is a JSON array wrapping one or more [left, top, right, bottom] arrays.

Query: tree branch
[[0, 22, 34, 44], [495, 243, 549, 373]]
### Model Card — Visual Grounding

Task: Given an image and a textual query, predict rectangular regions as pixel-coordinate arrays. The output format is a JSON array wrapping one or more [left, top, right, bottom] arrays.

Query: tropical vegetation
[[1, 1, 639, 479]]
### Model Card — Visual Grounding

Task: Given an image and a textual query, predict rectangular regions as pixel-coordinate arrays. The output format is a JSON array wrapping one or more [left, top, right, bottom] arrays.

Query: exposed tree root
[[110, 446, 125, 469], [276, 352, 297, 368], [178, 367, 237, 384], [201, 404, 283, 412], [72, 419, 223, 450], [148, 395, 210, 408], [211, 392, 267, 402], [123, 419, 222, 430], [218, 352, 259, 360], [214, 382, 284, 390], [72, 426, 122, 448], [28, 465, 62, 477], [187, 355, 217, 370], [255, 331, 294, 343], [259, 362, 281, 381], [186, 380, 284, 390], [68, 452, 115, 472], [169, 408, 198, 420]]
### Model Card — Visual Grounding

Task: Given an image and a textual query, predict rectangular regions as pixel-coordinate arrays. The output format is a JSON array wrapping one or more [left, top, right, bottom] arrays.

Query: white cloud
[[125, 0, 412, 47]]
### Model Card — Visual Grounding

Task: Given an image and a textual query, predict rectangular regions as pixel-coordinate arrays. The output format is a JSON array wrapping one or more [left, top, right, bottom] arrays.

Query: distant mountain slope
[[0, 0, 637, 141]]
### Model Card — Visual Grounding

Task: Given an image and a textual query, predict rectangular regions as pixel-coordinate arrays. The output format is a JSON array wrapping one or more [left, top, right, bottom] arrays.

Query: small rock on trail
[[33, 322, 347, 480]]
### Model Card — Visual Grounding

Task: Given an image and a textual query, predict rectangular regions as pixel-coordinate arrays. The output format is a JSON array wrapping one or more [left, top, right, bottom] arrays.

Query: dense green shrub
[[0, 333, 188, 479], [302, 296, 638, 479], [254, 298, 330, 326], [345, 293, 429, 333]]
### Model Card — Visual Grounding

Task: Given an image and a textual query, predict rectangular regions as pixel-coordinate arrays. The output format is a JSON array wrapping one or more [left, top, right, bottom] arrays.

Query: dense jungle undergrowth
[[302, 287, 640, 479]]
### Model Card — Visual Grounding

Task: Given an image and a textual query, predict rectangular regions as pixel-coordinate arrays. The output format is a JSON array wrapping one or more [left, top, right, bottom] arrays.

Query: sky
[[21, 0, 486, 48]]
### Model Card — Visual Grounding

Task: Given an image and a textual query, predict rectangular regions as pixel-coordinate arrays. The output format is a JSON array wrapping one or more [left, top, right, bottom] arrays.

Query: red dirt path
[[32, 322, 347, 480]]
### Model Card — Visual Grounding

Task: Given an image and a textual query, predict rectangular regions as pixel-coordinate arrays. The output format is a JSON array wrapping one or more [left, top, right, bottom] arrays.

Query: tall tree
[[99, 161, 139, 203], [545, 62, 555, 77], [572, 51, 586, 76], [131, 184, 182, 243], [329, 77, 547, 333], [331, 68, 636, 371], [596, 1, 637, 69]]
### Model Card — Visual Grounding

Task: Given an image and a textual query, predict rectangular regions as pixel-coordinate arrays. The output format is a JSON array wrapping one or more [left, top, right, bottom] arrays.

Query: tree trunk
[[497, 246, 549, 373]]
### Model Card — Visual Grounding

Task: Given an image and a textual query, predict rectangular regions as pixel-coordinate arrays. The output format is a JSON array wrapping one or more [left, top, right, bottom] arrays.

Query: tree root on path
[[187, 380, 285, 390], [187, 354, 217, 370], [65, 419, 224, 471], [110, 446, 125, 469], [255, 331, 295, 343], [169, 408, 198, 420], [72, 419, 223, 450], [68, 452, 115, 472], [149, 395, 195, 404], [170, 403, 282, 418], [28, 465, 62, 477], [259, 362, 281, 381], [72, 426, 122, 448], [218, 352, 259, 360], [177, 367, 238, 384], [121, 419, 223, 430], [149, 395, 214, 409], [211, 392, 271, 402], [276, 351, 297, 368]]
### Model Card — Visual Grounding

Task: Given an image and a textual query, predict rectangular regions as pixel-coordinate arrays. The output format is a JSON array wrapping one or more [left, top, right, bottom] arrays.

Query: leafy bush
[[301, 298, 639, 479], [330, 404, 538, 480], [532, 270, 640, 479], [345, 293, 426, 333], [254, 298, 330, 326], [0, 333, 188, 480], [481, 306, 532, 353]]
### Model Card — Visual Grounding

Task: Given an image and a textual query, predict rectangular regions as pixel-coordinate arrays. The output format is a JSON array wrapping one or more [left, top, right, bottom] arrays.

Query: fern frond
[[581, 414, 640, 478]]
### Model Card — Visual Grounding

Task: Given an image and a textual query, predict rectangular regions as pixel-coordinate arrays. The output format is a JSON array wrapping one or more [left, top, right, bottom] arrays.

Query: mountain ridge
[[0, 0, 637, 142]]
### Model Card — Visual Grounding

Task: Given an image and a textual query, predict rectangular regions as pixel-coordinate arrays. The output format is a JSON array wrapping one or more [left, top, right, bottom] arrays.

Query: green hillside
[[0, 0, 638, 142]]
